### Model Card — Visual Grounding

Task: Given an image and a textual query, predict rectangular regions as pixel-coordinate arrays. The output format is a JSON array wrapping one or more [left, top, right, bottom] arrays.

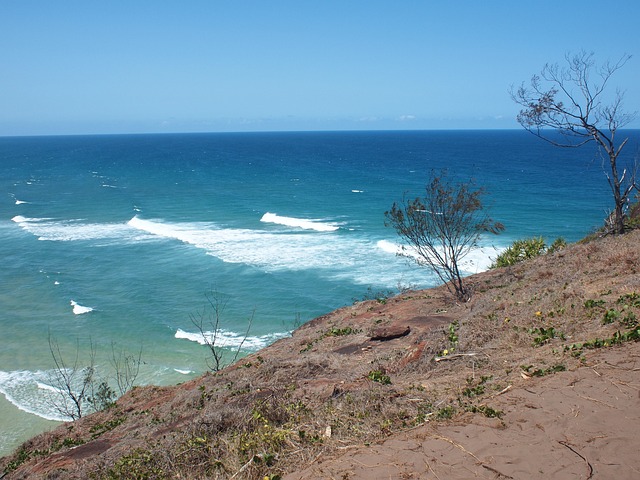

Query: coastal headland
[[2, 229, 640, 479]]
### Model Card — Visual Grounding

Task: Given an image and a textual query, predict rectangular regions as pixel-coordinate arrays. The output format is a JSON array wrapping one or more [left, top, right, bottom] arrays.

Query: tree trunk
[[609, 151, 626, 234]]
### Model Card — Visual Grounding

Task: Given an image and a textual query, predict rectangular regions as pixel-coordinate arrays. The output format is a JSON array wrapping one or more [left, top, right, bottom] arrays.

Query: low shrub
[[491, 236, 566, 268]]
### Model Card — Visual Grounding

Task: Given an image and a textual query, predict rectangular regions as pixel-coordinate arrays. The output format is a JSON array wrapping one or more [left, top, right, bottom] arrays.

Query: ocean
[[1, 129, 638, 455]]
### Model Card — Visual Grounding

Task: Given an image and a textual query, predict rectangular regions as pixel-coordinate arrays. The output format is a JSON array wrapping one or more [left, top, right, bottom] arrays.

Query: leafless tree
[[46, 335, 98, 420], [47, 336, 141, 420], [191, 290, 254, 372], [512, 51, 637, 234], [110, 342, 142, 396], [385, 171, 503, 302]]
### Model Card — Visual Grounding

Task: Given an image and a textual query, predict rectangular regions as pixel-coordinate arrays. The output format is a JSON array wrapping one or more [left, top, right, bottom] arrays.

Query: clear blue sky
[[1, 1, 639, 135]]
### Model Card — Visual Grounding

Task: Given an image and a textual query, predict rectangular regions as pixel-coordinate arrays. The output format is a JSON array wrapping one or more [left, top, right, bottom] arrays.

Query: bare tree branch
[[511, 51, 637, 234], [191, 290, 254, 372], [46, 335, 141, 420], [47, 335, 97, 420], [110, 342, 143, 396]]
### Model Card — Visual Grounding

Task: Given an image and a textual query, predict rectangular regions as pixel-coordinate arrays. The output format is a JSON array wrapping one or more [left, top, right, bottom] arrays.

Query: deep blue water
[[1, 129, 638, 454]]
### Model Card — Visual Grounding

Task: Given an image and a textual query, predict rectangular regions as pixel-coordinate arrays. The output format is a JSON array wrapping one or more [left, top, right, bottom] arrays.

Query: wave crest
[[70, 300, 93, 315], [175, 328, 288, 351], [12, 216, 143, 242], [0, 370, 70, 422], [260, 212, 339, 232]]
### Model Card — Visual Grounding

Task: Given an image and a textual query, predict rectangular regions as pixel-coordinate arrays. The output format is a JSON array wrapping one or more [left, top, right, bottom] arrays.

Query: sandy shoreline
[[0, 394, 58, 458]]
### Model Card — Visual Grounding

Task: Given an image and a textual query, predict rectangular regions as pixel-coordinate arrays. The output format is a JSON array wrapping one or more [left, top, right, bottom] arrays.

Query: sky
[[1, 1, 639, 136]]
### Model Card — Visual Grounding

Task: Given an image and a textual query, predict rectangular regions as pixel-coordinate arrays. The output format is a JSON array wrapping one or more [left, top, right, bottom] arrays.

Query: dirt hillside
[[2, 229, 639, 479]]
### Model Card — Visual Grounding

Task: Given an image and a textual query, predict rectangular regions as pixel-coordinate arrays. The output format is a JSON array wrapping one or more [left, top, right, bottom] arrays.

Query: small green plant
[[299, 326, 361, 353], [462, 384, 485, 398], [491, 237, 546, 268], [603, 308, 621, 324], [547, 237, 567, 254], [491, 236, 566, 268], [196, 384, 211, 409], [435, 405, 456, 420], [447, 321, 459, 345], [326, 326, 361, 337], [529, 327, 564, 346], [440, 320, 459, 356], [462, 375, 492, 398], [621, 310, 638, 328], [88, 381, 116, 412], [521, 364, 566, 377], [584, 299, 606, 309], [565, 323, 640, 355], [4, 446, 31, 473], [466, 404, 503, 418], [611, 327, 640, 343], [618, 292, 640, 307], [238, 414, 291, 462], [367, 369, 391, 385], [89, 416, 126, 439], [61, 437, 85, 448], [106, 449, 166, 479], [610, 293, 640, 327], [299, 342, 314, 353]]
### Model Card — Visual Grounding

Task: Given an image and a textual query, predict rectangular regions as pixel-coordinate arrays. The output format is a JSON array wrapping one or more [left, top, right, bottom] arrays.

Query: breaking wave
[[0, 370, 69, 422], [175, 328, 289, 351], [259, 212, 340, 232], [70, 300, 93, 315], [11, 216, 148, 243]]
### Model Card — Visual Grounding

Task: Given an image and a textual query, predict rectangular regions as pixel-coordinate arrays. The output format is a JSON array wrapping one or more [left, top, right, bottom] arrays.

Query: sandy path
[[286, 341, 640, 479]]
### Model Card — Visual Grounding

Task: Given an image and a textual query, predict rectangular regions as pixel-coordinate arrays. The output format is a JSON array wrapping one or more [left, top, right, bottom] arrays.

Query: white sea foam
[[70, 300, 93, 315], [129, 215, 346, 268], [376, 239, 503, 274], [376, 239, 401, 255], [12, 215, 36, 223], [12, 213, 502, 289], [12, 215, 150, 243], [175, 328, 288, 351], [0, 370, 69, 421], [260, 212, 339, 232], [462, 246, 504, 272], [36, 381, 63, 393], [127, 216, 429, 286]]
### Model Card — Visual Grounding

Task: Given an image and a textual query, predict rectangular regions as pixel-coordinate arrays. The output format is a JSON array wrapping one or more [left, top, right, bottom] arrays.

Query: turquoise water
[[1, 129, 638, 455]]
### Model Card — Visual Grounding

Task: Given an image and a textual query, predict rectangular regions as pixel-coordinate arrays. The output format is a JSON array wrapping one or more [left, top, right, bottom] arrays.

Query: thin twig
[[435, 352, 478, 362], [229, 457, 254, 479], [482, 464, 514, 479], [559, 441, 594, 479], [576, 393, 615, 409], [425, 459, 443, 480], [489, 385, 513, 398], [432, 435, 480, 462]]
